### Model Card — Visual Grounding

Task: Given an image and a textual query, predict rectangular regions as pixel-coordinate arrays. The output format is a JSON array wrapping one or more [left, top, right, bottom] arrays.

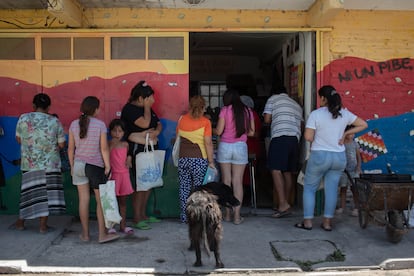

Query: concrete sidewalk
[[1, 208, 414, 274]]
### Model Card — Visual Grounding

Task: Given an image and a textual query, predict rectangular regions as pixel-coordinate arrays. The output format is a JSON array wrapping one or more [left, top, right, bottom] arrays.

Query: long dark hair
[[223, 89, 251, 138], [128, 80, 154, 103], [318, 85, 342, 119], [79, 96, 100, 139]]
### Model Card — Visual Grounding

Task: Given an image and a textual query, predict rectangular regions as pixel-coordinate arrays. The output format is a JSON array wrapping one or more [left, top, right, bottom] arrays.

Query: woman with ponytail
[[294, 85, 367, 231], [68, 96, 119, 243]]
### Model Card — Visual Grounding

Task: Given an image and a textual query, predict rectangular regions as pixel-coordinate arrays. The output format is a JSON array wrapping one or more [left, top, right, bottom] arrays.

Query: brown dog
[[186, 182, 240, 268]]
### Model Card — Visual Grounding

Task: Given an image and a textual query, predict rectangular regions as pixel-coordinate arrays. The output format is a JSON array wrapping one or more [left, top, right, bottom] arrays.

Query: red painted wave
[[0, 72, 188, 130]]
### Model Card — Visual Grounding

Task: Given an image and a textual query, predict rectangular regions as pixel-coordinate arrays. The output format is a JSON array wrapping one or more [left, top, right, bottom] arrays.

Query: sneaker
[[351, 208, 359, 217], [335, 208, 344, 215]]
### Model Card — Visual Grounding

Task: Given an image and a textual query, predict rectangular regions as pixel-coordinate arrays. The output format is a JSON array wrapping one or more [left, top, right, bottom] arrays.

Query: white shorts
[[72, 160, 88, 185]]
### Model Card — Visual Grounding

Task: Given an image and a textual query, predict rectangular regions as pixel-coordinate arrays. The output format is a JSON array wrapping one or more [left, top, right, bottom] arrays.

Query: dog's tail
[[201, 210, 211, 257]]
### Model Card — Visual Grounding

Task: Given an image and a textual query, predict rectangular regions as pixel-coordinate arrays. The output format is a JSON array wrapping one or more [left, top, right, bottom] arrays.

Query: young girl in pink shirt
[[108, 119, 134, 234]]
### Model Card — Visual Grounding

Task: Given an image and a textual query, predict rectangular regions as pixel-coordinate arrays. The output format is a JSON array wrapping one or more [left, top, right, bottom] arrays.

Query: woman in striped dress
[[15, 93, 66, 233]]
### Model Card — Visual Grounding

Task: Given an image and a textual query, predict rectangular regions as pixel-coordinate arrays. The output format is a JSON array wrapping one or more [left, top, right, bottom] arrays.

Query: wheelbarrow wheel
[[359, 209, 368, 229], [386, 210, 406, 244]]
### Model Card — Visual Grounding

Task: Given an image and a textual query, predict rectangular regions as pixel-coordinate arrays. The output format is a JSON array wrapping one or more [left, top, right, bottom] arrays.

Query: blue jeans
[[303, 150, 346, 219]]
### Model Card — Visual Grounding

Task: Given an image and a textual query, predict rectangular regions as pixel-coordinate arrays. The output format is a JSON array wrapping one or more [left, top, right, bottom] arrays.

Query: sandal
[[294, 222, 312, 230], [320, 223, 332, 232], [108, 228, 117, 234], [79, 234, 90, 242], [233, 217, 244, 225], [39, 226, 55, 234], [132, 221, 151, 230], [272, 209, 291, 218], [121, 227, 134, 234], [99, 234, 120, 244], [15, 220, 25, 231], [143, 216, 161, 223]]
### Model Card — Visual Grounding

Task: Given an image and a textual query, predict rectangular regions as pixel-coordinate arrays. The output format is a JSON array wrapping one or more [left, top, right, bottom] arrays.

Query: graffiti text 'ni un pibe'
[[338, 58, 413, 82]]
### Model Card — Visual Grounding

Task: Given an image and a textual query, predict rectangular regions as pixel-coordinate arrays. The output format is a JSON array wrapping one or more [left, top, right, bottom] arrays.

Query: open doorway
[[189, 31, 316, 209]]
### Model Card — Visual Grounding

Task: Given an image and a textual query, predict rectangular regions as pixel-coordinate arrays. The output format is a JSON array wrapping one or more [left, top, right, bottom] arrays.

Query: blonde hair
[[189, 95, 205, 119]]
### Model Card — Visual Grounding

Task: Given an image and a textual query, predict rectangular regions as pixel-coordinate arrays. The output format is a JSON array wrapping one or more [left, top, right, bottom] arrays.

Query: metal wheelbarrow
[[354, 173, 414, 243]]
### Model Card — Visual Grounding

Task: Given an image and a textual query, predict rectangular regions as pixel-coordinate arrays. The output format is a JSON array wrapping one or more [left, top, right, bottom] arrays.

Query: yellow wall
[[322, 10, 414, 66]]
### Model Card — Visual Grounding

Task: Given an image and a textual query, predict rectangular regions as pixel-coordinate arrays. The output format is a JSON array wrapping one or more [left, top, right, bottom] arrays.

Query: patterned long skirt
[[19, 170, 66, 219]]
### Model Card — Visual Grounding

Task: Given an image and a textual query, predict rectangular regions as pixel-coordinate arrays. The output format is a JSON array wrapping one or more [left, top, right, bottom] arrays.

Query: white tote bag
[[172, 116, 182, 167], [172, 135, 180, 167], [297, 160, 324, 190], [99, 180, 122, 229], [136, 134, 166, 191]]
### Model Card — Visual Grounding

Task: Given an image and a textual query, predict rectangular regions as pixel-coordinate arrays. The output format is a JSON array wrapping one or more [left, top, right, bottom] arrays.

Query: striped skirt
[[19, 170, 66, 219]]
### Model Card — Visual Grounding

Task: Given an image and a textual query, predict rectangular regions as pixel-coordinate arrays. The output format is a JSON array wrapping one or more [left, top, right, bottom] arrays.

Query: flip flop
[[320, 223, 332, 232], [79, 234, 90, 242], [233, 217, 244, 225], [272, 209, 291, 218], [132, 221, 151, 230], [143, 216, 161, 223], [121, 227, 134, 234], [108, 228, 117, 234], [39, 226, 55, 234], [294, 222, 312, 230], [99, 234, 120, 244]]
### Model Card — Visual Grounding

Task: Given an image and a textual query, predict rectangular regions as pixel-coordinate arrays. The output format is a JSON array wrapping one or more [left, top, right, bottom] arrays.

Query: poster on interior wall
[[297, 63, 304, 106], [289, 65, 298, 99], [289, 63, 304, 105]]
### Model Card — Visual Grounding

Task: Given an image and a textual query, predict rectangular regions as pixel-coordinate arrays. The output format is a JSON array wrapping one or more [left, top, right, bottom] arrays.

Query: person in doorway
[[176, 95, 215, 223], [295, 85, 367, 231], [68, 96, 119, 243], [15, 93, 66, 233], [107, 119, 134, 234], [215, 89, 255, 225], [240, 95, 263, 195], [336, 125, 362, 217], [240, 95, 263, 161], [263, 86, 303, 218], [121, 80, 162, 230]]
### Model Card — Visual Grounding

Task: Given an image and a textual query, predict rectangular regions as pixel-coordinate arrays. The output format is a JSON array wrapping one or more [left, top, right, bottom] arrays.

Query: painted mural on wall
[[0, 71, 188, 214], [319, 57, 414, 174]]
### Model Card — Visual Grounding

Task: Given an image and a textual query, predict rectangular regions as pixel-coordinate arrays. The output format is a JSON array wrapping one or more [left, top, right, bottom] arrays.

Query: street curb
[[380, 258, 414, 270], [0, 260, 26, 274]]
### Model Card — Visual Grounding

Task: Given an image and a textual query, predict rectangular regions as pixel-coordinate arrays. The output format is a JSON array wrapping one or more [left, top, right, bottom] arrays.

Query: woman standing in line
[[215, 89, 255, 225], [15, 93, 66, 233], [121, 80, 162, 230], [68, 96, 119, 243], [294, 85, 367, 231], [176, 95, 215, 223]]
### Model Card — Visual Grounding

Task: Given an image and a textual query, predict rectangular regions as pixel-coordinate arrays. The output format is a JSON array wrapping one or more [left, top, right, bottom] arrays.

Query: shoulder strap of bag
[[144, 133, 150, 152], [176, 115, 183, 138], [145, 132, 156, 152]]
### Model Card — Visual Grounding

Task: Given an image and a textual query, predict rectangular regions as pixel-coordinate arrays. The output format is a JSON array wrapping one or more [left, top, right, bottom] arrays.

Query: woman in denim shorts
[[215, 89, 254, 225]]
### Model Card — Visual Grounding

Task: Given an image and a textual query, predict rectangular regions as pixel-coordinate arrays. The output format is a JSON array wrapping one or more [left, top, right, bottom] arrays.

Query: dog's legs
[[194, 241, 202, 267], [209, 237, 224, 268], [188, 240, 195, 251], [214, 248, 224, 268]]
